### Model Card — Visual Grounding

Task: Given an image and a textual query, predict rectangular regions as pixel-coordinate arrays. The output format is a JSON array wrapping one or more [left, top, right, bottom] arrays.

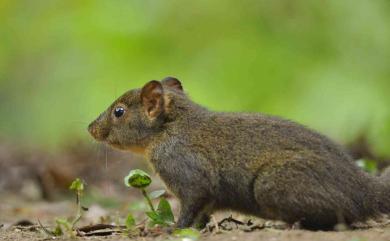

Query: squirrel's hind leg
[[252, 164, 348, 230], [176, 198, 212, 228]]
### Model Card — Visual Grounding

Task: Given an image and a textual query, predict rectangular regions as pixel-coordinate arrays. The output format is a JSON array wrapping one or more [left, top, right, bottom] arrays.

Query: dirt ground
[[2, 195, 390, 241], [2, 223, 390, 241], [2, 140, 390, 241]]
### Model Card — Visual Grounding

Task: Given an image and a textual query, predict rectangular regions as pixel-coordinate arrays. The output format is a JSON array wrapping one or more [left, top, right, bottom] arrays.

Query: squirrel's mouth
[[107, 141, 147, 155], [106, 142, 123, 150]]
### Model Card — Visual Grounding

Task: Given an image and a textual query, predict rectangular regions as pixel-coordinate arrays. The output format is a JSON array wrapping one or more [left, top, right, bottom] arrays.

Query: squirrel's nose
[[88, 122, 96, 137]]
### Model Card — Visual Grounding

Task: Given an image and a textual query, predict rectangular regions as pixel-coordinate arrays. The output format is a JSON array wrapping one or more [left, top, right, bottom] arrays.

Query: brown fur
[[88, 77, 390, 230]]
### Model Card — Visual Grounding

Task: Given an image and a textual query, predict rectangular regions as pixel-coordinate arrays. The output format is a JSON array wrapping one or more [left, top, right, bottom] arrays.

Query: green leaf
[[125, 213, 136, 229], [146, 211, 160, 221], [146, 211, 164, 226], [157, 198, 174, 224], [124, 169, 152, 188], [149, 189, 166, 199], [173, 228, 200, 240], [69, 178, 84, 192], [146, 198, 175, 226]]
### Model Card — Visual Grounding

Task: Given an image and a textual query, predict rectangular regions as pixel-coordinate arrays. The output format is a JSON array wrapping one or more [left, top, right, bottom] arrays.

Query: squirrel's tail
[[377, 167, 390, 213], [380, 167, 390, 183]]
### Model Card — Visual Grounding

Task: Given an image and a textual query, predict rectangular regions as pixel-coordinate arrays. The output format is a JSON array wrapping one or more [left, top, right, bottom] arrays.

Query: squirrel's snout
[[88, 121, 98, 138], [88, 119, 109, 142], [88, 120, 101, 139]]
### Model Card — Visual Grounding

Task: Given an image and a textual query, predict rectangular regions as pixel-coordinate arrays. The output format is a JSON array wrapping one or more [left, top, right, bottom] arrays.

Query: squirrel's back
[[164, 111, 353, 170]]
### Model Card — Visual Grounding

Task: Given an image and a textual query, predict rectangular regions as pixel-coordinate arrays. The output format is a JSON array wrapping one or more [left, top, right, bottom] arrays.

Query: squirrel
[[88, 77, 390, 230]]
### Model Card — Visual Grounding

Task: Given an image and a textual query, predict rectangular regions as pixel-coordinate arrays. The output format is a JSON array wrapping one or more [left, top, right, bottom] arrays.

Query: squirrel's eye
[[114, 107, 125, 118]]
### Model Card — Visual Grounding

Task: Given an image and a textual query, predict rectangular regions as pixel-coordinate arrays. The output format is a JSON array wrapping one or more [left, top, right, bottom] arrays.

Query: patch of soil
[[2, 225, 390, 241], [2, 138, 390, 241]]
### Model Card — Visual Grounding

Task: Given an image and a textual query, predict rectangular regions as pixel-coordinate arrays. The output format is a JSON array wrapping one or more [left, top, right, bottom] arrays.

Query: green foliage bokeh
[[0, 0, 389, 154]]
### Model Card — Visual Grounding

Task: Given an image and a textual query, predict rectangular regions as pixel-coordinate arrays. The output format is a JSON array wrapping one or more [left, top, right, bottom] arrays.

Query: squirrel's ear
[[161, 77, 183, 91], [141, 80, 164, 118]]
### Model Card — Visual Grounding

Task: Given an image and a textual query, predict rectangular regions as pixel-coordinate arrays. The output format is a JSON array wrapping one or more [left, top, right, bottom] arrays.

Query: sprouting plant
[[124, 169, 174, 227], [124, 169, 155, 211], [49, 178, 88, 237], [122, 213, 139, 236], [53, 218, 72, 236], [125, 213, 136, 230], [69, 178, 87, 228]]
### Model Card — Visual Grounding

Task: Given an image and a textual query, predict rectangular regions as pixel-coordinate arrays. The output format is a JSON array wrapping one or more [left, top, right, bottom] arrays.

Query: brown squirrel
[[88, 77, 390, 230]]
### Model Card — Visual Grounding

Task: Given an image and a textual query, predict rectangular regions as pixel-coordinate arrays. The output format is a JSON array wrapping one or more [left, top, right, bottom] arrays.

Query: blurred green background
[[1, 0, 389, 154]]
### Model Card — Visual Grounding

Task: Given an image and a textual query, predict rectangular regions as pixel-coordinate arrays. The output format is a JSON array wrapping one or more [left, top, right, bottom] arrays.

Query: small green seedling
[[125, 169, 155, 212], [125, 213, 136, 229], [122, 213, 140, 236], [49, 178, 87, 238], [124, 169, 174, 227], [53, 218, 72, 236], [69, 178, 87, 229]]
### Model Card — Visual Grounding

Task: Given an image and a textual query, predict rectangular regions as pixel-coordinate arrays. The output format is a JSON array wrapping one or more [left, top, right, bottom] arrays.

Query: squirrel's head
[[88, 77, 185, 151]]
